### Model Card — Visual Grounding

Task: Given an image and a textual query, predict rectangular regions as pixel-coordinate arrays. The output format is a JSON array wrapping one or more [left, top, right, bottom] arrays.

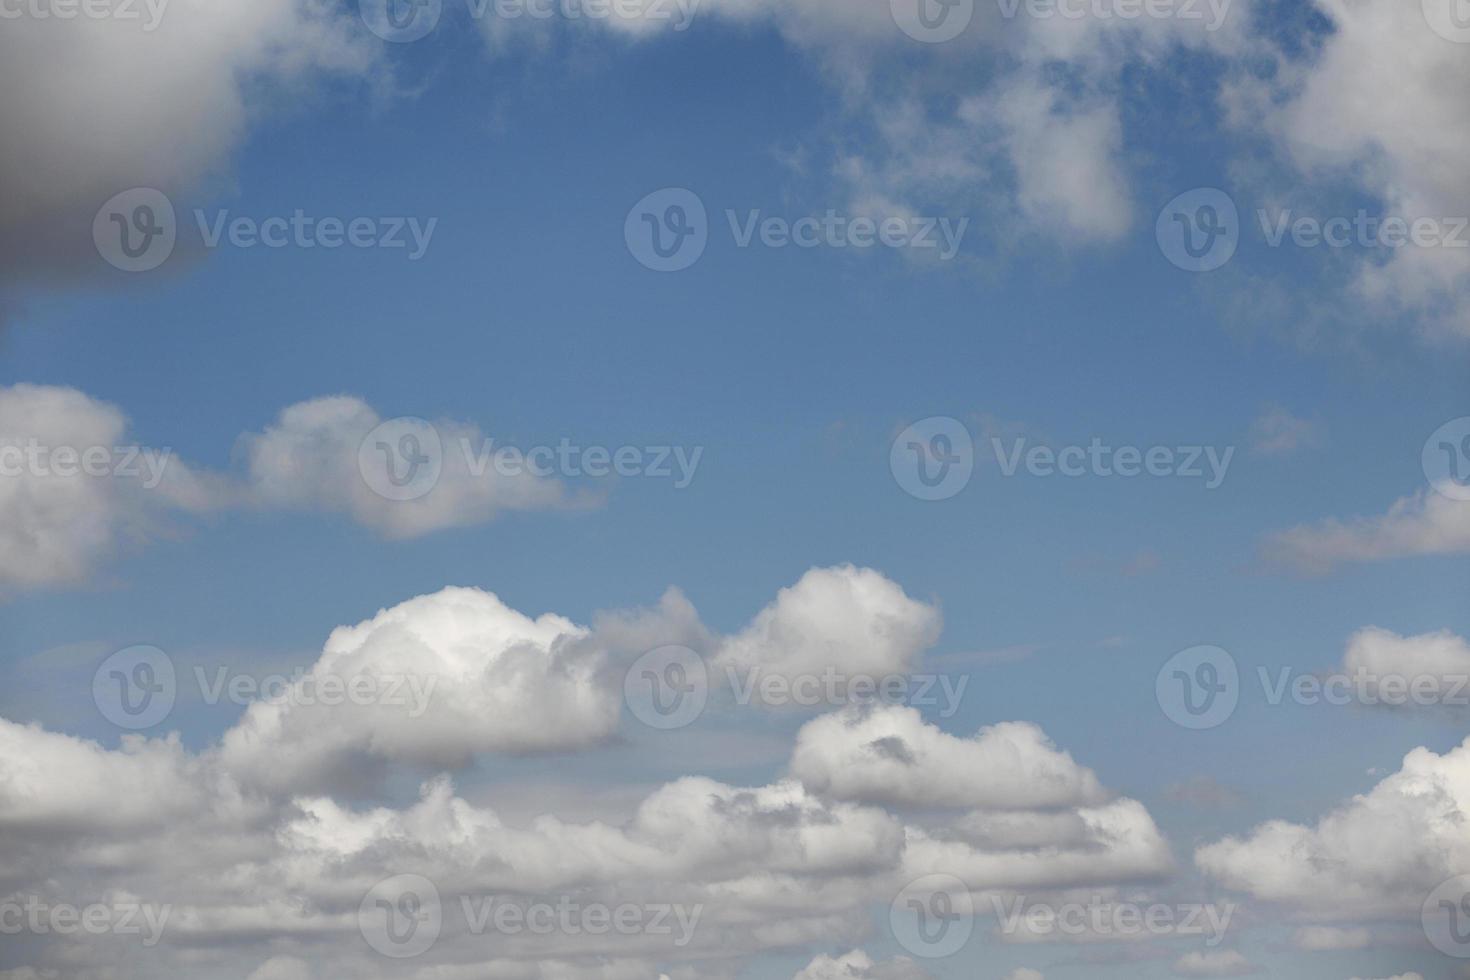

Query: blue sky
[[1, 2, 1469, 979]]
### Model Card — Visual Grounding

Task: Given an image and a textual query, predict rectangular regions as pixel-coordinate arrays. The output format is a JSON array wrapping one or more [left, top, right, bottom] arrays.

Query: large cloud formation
[[0, 569, 1179, 979]]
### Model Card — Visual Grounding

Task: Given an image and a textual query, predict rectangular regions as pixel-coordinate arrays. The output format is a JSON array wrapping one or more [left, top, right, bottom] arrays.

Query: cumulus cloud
[[0, 383, 223, 592], [715, 565, 942, 684], [219, 586, 611, 794], [789, 703, 1106, 809], [1225, 0, 1470, 339], [1338, 626, 1470, 708], [1263, 490, 1470, 572], [0, 0, 375, 300], [236, 395, 570, 538], [0, 567, 1178, 978], [0, 386, 574, 594], [1196, 737, 1470, 919]]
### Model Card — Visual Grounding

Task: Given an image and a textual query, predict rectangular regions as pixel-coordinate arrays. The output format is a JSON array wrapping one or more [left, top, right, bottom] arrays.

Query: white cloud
[[1172, 950, 1257, 976], [237, 395, 570, 538], [1339, 626, 1470, 707], [0, 0, 375, 297], [1196, 737, 1470, 919], [1263, 490, 1470, 572], [1226, 0, 1470, 339], [715, 565, 942, 683], [1002, 972, 1044, 980], [789, 703, 1106, 809], [219, 585, 614, 794], [0, 384, 222, 592]]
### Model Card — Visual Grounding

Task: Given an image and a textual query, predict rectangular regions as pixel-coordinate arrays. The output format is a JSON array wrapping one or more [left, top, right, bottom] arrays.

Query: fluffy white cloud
[[219, 586, 612, 794], [1339, 626, 1470, 707], [0, 567, 1177, 978], [0, 387, 572, 593], [716, 565, 941, 683], [1226, 0, 1470, 338], [1196, 737, 1470, 919], [1172, 950, 1257, 976], [1002, 972, 1044, 980], [0, 384, 222, 592], [0, 0, 375, 298], [237, 396, 570, 538], [1263, 490, 1470, 572], [789, 704, 1106, 809]]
